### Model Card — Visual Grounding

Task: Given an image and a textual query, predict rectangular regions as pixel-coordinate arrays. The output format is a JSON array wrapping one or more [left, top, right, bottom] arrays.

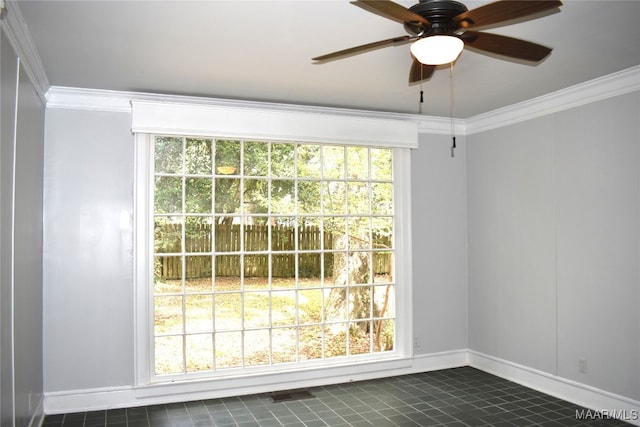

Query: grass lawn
[[153, 276, 394, 375]]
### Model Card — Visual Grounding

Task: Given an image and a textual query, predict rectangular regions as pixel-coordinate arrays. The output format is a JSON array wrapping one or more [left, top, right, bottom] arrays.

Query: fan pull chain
[[449, 62, 456, 158], [418, 64, 425, 113]]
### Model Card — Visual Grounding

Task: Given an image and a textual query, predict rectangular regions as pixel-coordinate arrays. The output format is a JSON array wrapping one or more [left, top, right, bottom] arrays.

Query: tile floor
[[43, 367, 633, 426]]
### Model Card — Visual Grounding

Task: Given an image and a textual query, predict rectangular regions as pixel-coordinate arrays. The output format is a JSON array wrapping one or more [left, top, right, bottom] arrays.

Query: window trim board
[[131, 100, 418, 149]]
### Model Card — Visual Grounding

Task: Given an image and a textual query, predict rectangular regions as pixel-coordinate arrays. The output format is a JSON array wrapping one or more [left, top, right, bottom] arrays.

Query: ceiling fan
[[313, 0, 562, 84]]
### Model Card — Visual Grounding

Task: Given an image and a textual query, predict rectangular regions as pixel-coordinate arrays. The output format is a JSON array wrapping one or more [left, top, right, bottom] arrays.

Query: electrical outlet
[[578, 358, 588, 374]]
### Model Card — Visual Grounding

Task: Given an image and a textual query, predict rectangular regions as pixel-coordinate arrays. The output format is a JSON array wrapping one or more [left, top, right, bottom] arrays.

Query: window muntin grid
[[152, 137, 395, 376]]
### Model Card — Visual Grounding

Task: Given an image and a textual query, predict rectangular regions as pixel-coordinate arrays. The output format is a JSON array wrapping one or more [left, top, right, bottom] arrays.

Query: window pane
[[271, 143, 295, 177], [374, 285, 395, 317], [154, 176, 182, 214], [299, 325, 322, 361], [322, 181, 346, 215], [298, 253, 321, 284], [155, 296, 183, 335], [372, 217, 393, 248], [184, 217, 211, 253], [347, 182, 370, 215], [214, 293, 242, 330], [271, 221, 294, 252], [322, 146, 344, 179], [185, 178, 212, 213], [298, 180, 321, 214], [298, 144, 321, 178], [154, 218, 182, 253], [244, 330, 270, 366], [271, 179, 295, 214], [332, 250, 371, 286], [154, 257, 182, 293], [184, 274, 213, 293], [374, 319, 394, 352], [299, 289, 322, 324], [271, 290, 296, 326], [215, 178, 240, 213], [215, 140, 240, 175], [243, 141, 269, 176], [185, 256, 212, 292], [245, 276, 269, 290], [214, 259, 241, 290], [298, 219, 321, 250], [215, 225, 241, 253], [155, 335, 183, 374], [185, 295, 213, 333], [350, 286, 372, 319], [244, 179, 268, 214], [371, 148, 392, 180], [349, 321, 372, 355], [155, 137, 183, 174], [186, 138, 212, 175], [374, 253, 393, 284], [244, 292, 270, 329], [348, 217, 371, 250], [324, 288, 346, 322], [347, 146, 369, 180], [215, 332, 242, 369], [272, 328, 297, 363], [324, 323, 346, 358], [372, 183, 393, 215], [245, 254, 269, 276], [324, 217, 346, 245], [186, 334, 213, 372]]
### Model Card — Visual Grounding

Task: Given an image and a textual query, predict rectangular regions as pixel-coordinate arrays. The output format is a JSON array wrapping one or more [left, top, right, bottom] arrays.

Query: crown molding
[[46, 86, 416, 120], [45, 86, 466, 136], [1, 0, 49, 103], [46, 65, 639, 138], [465, 65, 640, 135]]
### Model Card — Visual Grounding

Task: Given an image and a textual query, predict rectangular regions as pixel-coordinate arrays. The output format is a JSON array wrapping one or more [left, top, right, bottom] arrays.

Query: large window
[[149, 137, 397, 378]]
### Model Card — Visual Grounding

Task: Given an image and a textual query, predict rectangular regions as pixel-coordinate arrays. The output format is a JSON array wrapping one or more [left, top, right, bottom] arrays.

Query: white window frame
[[132, 100, 414, 395]]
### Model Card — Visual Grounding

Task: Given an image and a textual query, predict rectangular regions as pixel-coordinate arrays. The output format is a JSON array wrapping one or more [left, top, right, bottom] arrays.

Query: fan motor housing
[[406, 0, 468, 35]]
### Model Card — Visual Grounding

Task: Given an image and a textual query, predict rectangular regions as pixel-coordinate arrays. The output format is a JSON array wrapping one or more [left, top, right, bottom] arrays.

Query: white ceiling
[[16, 0, 640, 118]]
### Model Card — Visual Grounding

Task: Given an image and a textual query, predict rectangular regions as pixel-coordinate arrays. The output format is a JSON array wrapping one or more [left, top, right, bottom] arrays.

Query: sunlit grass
[[154, 276, 394, 375]]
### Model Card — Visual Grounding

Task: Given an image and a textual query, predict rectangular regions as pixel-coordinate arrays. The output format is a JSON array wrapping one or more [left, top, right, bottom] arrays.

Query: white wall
[[554, 93, 640, 399], [43, 109, 135, 392], [1, 20, 46, 427], [13, 62, 45, 427], [0, 24, 20, 427], [467, 91, 640, 400], [412, 133, 468, 354]]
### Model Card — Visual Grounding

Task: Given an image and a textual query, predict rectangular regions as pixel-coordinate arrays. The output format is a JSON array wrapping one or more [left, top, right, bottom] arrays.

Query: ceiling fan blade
[[409, 58, 435, 83], [351, 0, 430, 26], [454, 0, 562, 29], [313, 35, 412, 62], [462, 31, 552, 62]]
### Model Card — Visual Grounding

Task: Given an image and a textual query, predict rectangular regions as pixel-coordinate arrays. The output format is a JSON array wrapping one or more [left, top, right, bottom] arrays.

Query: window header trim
[[131, 100, 418, 149]]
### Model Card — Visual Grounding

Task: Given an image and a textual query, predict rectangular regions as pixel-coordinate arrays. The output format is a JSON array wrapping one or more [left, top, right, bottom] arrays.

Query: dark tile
[[43, 367, 633, 427]]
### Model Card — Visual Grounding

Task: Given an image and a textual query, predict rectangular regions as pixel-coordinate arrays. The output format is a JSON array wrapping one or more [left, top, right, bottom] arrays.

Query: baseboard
[[44, 350, 467, 414], [468, 350, 640, 426]]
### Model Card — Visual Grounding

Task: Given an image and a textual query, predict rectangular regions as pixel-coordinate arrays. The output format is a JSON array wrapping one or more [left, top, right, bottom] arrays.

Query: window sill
[[133, 355, 412, 400]]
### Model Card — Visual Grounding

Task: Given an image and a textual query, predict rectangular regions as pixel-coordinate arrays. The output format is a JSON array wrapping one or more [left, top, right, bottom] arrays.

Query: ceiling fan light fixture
[[410, 35, 464, 65]]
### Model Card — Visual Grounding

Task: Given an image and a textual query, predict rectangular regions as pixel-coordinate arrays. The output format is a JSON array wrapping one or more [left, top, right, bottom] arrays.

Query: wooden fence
[[155, 223, 391, 279]]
